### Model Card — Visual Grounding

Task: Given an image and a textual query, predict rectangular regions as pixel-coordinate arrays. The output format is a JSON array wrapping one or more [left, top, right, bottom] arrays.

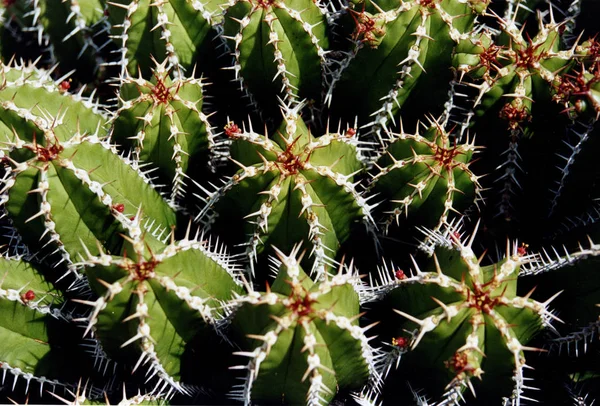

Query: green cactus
[[220, 0, 329, 115], [2, 0, 111, 82], [107, 0, 226, 79], [0, 60, 107, 144], [1, 123, 177, 269], [110, 59, 217, 202], [196, 104, 373, 278], [0, 256, 85, 396], [229, 245, 378, 405], [74, 228, 243, 390], [374, 224, 561, 400], [327, 0, 490, 144], [367, 117, 481, 239]]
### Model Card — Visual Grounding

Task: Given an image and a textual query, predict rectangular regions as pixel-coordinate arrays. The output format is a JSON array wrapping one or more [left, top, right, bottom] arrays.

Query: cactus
[[110, 59, 217, 202], [372, 224, 561, 401], [367, 117, 482, 239], [0, 72, 177, 273], [228, 245, 378, 405], [220, 0, 329, 115], [2, 0, 111, 82], [74, 227, 243, 391], [196, 103, 373, 278], [327, 0, 489, 143], [1, 0, 600, 405], [106, 0, 226, 79]]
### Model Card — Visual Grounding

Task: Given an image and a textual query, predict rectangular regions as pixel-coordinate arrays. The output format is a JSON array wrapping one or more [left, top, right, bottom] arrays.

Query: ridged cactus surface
[[229, 246, 377, 405], [197, 105, 372, 278], [0, 0, 599, 405]]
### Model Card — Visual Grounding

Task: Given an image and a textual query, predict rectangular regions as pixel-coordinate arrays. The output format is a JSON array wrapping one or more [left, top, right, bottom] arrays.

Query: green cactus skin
[[196, 104, 374, 278], [374, 224, 561, 401], [0, 61, 107, 145], [0, 256, 70, 395], [111, 59, 217, 203], [367, 117, 482, 238], [229, 246, 379, 405], [5, 0, 111, 82], [73, 228, 243, 392], [221, 0, 329, 114], [327, 0, 489, 144], [1, 127, 177, 271], [107, 0, 226, 79], [454, 20, 577, 132]]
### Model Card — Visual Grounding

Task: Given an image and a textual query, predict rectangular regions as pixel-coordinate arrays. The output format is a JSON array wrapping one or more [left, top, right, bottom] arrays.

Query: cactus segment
[[453, 18, 577, 133], [327, 0, 488, 143], [0, 61, 107, 145], [0, 256, 69, 391], [111, 59, 216, 202], [221, 0, 329, 112], [367, 118, 481, 237], [9, 0, 111, 80], [381, 226, 559, 398], [107, 0, 226, 78], [75, 231, 243, 390], [197, 106, 371, 278], [1, 131, 177, 267], [229, 246, 377, 405]]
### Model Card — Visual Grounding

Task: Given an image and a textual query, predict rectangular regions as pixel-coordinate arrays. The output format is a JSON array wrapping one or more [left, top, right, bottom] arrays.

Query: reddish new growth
[[21, 290, 35, 303], [349, 7, 385, 48], [395, 269, 407, 280], [466, 279, 504, 314], [445, 351, 476, 376], [478, 43, 502, 75], [149, 73, 176, 104], [553, 68, 600, 116], [513, 39, 545, 70], [392, 336, 409, 348], [346, 128, 357, 137], [25, 136, 64, 162], [224, 122, 241, 138], [124, 257, 160, 282], [418, 0, 438, 9], [276, 136, 305, 176], [582, 37, 600, 66], [286, 284, 317, 318], [499, 102, 530, 130], [432, 143, 463, 169], [517, 243, 528, 257]]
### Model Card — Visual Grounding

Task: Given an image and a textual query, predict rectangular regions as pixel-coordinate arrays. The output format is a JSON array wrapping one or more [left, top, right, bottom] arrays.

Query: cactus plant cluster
[[0, 0, 600, 405]]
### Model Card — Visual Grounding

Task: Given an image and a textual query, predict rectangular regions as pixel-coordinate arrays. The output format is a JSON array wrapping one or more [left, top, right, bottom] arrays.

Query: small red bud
[[113, 203, 125, 213], [23, 290, 35, 301], [346, 128, 356, 137], [517, 243, 528, 256], [224, 122, 241, 138], [395, 269, 406, 280], [392, 336, 408, 348], [59, 80, 71, 93]]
